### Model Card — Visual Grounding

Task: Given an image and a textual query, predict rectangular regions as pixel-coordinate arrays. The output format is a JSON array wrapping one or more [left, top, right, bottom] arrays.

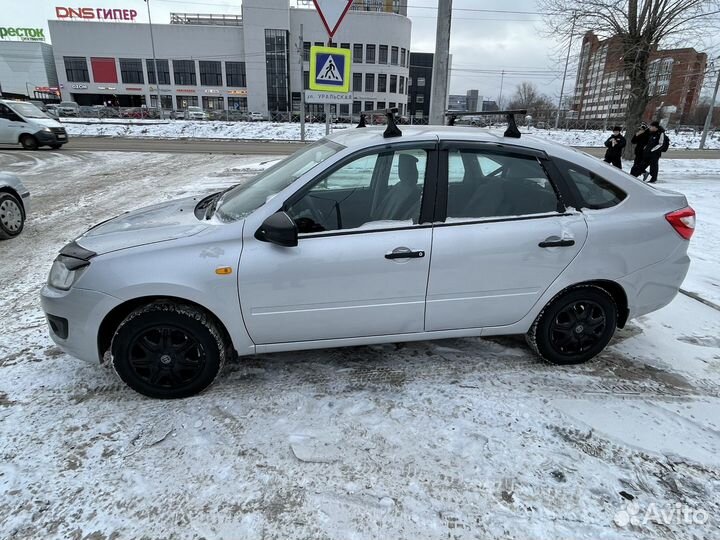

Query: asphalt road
[[2, 137, 718, 158]]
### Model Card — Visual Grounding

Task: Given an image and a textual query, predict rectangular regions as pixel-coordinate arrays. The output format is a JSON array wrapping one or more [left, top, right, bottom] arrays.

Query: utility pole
[[700, 59, 719, 150], [498, 70, 505, 108], [299, 24, 306, 141], [145, 0, 163, 119], [429, 0, 452, 125], [555, 11, 576, 129]]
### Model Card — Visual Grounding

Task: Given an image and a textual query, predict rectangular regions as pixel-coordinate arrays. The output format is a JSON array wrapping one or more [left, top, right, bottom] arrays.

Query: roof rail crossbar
[[358, 107, 402, 138], [444, 109, 527, 139]]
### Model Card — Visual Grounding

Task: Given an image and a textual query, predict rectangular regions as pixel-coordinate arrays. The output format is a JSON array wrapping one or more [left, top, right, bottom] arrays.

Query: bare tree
[[508, 81, 556, 111], [538, 0, 720, 157]]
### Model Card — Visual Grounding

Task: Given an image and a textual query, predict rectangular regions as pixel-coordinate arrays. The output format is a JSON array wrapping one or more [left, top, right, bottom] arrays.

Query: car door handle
[[385, 249, 425, 259], [539, 238, 575, 248]]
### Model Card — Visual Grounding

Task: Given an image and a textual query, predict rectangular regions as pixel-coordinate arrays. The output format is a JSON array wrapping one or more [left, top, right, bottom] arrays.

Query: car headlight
[[48, 256, 89, 290], [41, 127, 52, 133]]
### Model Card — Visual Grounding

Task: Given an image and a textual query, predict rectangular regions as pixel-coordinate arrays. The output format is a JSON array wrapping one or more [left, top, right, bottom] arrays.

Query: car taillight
[[665, 206, 695, 240]]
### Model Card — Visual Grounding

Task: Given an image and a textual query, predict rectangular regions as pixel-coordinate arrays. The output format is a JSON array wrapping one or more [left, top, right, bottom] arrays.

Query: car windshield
[[216, 138, 345, 222], [188, 107, 202, 112], [9, 102, 49, 119]]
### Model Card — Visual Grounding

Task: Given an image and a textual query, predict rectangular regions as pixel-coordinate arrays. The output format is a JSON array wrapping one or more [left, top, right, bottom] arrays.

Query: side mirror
[[255, 211, 298, 247]]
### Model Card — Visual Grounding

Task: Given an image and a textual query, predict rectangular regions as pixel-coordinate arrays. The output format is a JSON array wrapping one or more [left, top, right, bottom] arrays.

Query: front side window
[[217, 139, 345, 222], [199, 61, 223, 86], [287, 148, 428, 233], [556, 160, 627, 209], [446, 149, 560, 219], [64, 56, 89, 82], [119, 58, 144, 84], [173, 60, 196, 85]]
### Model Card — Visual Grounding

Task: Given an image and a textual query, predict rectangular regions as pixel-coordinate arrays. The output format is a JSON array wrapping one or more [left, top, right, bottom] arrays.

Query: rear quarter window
[[556, 159, 627, 210]]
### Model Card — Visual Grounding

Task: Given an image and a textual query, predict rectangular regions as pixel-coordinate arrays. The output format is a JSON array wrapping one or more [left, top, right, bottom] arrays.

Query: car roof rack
[[444, 109, 528, 139], [357, 107, 402, 138]]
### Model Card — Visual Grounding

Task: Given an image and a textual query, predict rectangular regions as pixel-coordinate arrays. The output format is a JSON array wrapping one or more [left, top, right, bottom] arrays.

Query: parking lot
[[1, 148, 719, 539]]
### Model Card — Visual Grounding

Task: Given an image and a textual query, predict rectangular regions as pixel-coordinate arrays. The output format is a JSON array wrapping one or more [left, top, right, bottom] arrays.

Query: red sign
[[55, 7, 138, 21], [312, 0, 353, 38]]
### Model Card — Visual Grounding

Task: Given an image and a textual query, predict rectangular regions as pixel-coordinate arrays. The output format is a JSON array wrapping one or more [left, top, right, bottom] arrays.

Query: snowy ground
[[0, 150, 719, 539], [60, 118, 720, 149]]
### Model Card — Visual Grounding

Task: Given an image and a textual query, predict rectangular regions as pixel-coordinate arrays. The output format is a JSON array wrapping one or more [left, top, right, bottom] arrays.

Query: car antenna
[[358, 107, 402, 138], [444, 109, 528, 139]]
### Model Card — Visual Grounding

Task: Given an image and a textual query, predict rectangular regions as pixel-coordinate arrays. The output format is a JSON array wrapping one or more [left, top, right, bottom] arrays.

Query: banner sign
[[55, 7, 138, 22], [305, 91, 352, 104], [0, 27, 46, 41]]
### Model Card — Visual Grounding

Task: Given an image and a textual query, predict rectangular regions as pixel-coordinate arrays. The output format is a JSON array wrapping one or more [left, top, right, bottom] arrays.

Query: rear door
[[425, 142, 588, 331]]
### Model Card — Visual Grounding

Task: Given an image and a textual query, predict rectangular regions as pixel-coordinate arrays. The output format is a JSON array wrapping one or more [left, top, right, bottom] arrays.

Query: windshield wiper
[[204, 186, 235, 220]]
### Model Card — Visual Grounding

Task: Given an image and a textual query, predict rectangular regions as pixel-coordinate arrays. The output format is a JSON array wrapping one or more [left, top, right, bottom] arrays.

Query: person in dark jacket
[[637, 121, 668, 183], [629, 122, 650, 176], [603, 126, 626, 168]]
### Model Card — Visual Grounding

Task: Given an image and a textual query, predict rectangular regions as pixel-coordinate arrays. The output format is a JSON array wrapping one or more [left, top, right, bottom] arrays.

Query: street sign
[[305, 91, 353, 104], [309, 46, 351, 93], [312, 0, 354, 38]]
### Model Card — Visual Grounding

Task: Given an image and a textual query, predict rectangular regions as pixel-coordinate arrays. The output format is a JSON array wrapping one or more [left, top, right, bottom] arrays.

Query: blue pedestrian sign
[[309, 46, 351, 93]]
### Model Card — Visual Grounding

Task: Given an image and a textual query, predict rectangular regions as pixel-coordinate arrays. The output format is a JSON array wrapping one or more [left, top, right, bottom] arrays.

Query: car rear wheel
[[19, 135, 38, 150], [526, 286, 617, 365], [0, 192, 24, 239], [111, 302, 226, 399]]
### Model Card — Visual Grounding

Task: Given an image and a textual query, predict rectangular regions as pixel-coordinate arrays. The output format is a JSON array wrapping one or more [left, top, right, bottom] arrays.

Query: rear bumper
[[618, 243, 691, 319], [40, 285, 120, 363]]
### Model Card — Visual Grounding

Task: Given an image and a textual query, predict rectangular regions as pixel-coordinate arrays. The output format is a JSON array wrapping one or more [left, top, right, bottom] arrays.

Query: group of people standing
[[602, 121, 669, 183]]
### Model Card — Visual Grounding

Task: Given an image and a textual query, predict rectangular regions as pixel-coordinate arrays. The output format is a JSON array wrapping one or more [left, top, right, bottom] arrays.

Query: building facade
[[48, 0, 411, 117], [407, 52, 432, 120], [0, 41, 58, 99], [572, 31, 706, 125]]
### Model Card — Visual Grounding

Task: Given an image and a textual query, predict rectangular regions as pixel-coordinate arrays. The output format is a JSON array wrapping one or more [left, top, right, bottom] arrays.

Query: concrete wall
[[0, 42, 58, 96]]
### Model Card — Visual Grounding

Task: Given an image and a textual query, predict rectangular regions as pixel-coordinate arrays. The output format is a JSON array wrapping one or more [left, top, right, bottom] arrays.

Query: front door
[[425, 144, 588, 331], [238, 143, 438, 344], [0, 104, 24, 144]]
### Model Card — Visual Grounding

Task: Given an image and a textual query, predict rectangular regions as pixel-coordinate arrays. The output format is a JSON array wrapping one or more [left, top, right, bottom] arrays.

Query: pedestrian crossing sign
[[309, 46, 351, 93]]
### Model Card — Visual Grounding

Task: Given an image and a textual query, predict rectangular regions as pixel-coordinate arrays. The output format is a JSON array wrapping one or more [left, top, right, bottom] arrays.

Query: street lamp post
[[145, 0, 163, 119]]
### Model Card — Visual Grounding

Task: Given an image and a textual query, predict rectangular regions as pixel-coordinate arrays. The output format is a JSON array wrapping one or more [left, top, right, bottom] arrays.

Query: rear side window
[[556, 160, 626, 210]]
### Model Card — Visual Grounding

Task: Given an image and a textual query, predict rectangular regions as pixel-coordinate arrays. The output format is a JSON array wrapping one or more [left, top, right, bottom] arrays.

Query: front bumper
[[41, 285, 120, 363], [35, 129, 68, 146]]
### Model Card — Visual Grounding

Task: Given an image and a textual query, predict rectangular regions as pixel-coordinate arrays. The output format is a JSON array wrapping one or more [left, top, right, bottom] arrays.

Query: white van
[[0, 99, 68, 150]]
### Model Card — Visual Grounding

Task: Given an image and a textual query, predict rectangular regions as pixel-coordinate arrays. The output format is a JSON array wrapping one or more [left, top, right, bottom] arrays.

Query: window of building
[[365, 73, 375, 93], [202, 96, 224, 110], [303, 41, 311, 62], [408, 77, 413, 86], [353, 100, 361, 114], [228, 96, 248, 111], [173, 60, 197, 85], [150, 94, 173, 109], [400, 48, 406, 67], [315, 41, 324, 47], [119, 58, 144, 84], [378, 73, 387, 92], [64, 56, 89, 82], [146, 59, 170, 85], [199, 61, 222, 86], [389, 102, 396, 109], [287, 149, 428, 233], [303, 70, 309, 90], [379, 45, 388, 64], [390, 74, 397, 93], [391, 46, 399, 65], [399, 76, 405, 94], [366, 44, 376, 64], [265, 29, 290, 112], [446, 150, 559, 218], [364, 101, 374, 111], [416, 95, 424, 104], [377, 101, 386, 109], [353, 44, 363, 63], [339, 104, 349, 115], [225, 62, 247, 87], [417, 77, 426, 87], [353, 73, 362, 92], [340, 42, 350, 50], [176, 95, 198, 109]]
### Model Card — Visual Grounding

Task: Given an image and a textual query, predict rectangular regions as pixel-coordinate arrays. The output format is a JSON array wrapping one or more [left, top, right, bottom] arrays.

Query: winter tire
[[0, 192, 25, 239], [20, 135, 38, 150], [526, 285, 617, 365], [111, 302, 226, 399]]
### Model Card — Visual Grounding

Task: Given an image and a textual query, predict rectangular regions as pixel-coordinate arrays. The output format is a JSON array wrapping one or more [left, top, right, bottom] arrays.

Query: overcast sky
[[4, 0, 716, 102]]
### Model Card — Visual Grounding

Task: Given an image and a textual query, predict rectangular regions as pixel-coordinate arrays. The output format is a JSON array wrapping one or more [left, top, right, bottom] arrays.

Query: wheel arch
[[556, 279, 629, 328], [97, 295, 236, 362]]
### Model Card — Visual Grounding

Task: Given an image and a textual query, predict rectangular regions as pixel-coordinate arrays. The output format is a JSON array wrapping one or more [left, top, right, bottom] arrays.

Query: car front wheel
[[111, 302, 227, 399], [0, 192, 25, 239], [526, 285, 617, 365], [20, 135, 38, 150]]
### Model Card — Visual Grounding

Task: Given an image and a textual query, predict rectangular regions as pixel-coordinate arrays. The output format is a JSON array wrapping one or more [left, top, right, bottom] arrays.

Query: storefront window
[[146, 59, 170, 85], [202, 96, 224, 109], [176, 95, 198, 109], [120, 58, 144, 84], [64, 57, 89, 82], [228, 97, 248, 111], [150, 94, 173, 109]]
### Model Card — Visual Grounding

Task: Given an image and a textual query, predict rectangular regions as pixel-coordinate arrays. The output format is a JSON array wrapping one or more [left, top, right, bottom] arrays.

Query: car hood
[[76, 196, 210, 255], [30, 117, 64, 128]]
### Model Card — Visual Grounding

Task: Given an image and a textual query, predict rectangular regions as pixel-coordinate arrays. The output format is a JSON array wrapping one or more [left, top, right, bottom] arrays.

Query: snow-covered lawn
[[0, 150, 718, 539], [59, 117, 720, 149]]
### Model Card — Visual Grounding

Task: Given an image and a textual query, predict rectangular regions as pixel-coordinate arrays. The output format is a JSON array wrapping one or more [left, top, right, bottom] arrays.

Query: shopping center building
[[47, 0, 412, 118]]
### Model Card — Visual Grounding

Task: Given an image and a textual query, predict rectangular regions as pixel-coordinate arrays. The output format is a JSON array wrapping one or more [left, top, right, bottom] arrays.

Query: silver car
[[41, 126, 694, 398], [0, 172, 30, 239]]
